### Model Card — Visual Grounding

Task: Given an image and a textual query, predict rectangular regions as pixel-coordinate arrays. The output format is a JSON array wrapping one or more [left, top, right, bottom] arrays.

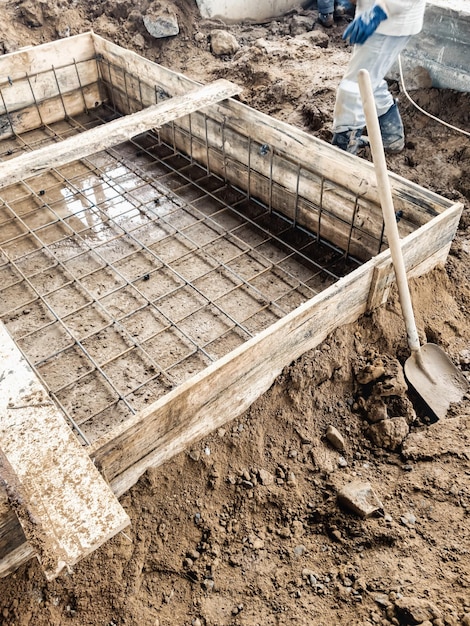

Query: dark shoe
[[332, 128, 368, 155], [318, 12, 334, 27], [378, 102, 405, 153]]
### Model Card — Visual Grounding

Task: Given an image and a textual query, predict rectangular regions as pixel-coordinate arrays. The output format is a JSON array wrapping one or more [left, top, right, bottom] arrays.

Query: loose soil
[[0, 1, 469, 625]]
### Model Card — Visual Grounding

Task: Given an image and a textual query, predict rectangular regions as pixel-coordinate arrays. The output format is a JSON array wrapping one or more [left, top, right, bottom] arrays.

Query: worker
[[331, 0, 426, 154], [318, 0, 355, 27]]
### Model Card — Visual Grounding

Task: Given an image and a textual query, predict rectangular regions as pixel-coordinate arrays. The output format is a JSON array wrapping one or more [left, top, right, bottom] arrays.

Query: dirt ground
[[0, 1, 469, 625]]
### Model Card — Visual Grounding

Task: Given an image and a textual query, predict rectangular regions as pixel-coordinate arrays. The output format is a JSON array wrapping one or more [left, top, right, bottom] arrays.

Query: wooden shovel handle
[[357, 69, 421, 353]]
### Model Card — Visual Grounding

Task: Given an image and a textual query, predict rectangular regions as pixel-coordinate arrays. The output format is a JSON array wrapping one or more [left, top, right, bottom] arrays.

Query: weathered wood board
[[0, 33, 101, 139], [0, 79, 241, 187], [93, 34, 456, 262], [0, 324, 130, 580]]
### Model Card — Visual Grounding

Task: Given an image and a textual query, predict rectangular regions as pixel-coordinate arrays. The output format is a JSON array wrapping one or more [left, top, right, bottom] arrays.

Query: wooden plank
[[0, 323, 130, 580], [0, 60, 99, 114], [92, 34, 455, 219], [161, 123, 389, 260], [0, 33, 95, 82], [0, 79, 241, 188], [0, 83, 104, 140], [366, 206, 462, 309], [162, 109, 439, 234], [92, 35, 451, 259]]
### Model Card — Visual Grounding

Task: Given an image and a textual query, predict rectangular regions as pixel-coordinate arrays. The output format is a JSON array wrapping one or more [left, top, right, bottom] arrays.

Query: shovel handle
[[357, 69, 421, 353]]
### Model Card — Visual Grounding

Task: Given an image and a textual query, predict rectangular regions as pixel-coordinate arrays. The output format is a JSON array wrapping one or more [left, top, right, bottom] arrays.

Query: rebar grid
[[0, 115, 356, 444], [95, 55, 414, 260], [0, 58, 370, 445]]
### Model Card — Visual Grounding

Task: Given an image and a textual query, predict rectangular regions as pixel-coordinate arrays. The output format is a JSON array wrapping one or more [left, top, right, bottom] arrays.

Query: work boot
[[334, 0, 354, 17], [318, 12, 334, 27], [332, 128, 368, 155], [378, 102, 405, 153]]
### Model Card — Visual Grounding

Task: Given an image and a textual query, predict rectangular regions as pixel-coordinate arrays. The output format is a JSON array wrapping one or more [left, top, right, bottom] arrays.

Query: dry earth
[[0, 1, 469, 625]]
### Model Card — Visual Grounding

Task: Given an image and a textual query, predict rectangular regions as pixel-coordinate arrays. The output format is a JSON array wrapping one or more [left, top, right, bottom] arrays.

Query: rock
[[202, 578, 214, 592], [460, 349, 470, 366], [462, 614, 470, 626], [289, 15, 315, 36], [287, 471, 297, 486], [298, 30, 330, 48], [258, 468, 274, 486], [302, 569, 318, 586], [356, 362, 386, 384], [368, 417, 409, 451], [210, 30, 239, 56], [326, 425, 345, 451], [365, 397, 388, 423], [278, 526, 291, 539], [373, 593, 391, 608], [131, 33, 146, 49], [356, 356, 407, 397], [401, 415, 470, 461], [400, 512, 416, 527], [188, 449, 200, 461], [144, 10, 179, 39], [187, 549, 200, 560], [292, 520, 304, 537], [337, 481, 383, 518], [251, 537, 264, 550], [394, 597, 441, 624], [19, 0, 45, 27], [374, 359, 407, 397]]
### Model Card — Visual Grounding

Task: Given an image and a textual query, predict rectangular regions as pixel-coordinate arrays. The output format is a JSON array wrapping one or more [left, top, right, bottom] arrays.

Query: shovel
[[357, 69, 468, 419]]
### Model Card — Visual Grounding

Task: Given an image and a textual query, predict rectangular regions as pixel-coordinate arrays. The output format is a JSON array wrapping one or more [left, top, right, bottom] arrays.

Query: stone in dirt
[[394, 596, 442, 624], [210, 30, 239, 56], [144, 10, 179, 38], [356, 361, 386, 385], [325, 425, 345, 451], [401, 415, 470, 460], [258, 468, 274, 486], [367, 416, 409, 451], [337, 481, 383, 518]]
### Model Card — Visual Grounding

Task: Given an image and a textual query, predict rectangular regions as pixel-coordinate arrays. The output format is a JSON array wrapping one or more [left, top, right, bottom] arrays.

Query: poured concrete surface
[[393, 0, 470, 93], [194, 0, 310, 22]]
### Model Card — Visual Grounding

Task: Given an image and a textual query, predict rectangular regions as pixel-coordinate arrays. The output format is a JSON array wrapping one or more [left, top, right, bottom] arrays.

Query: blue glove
[[342, 4, 388, 44]]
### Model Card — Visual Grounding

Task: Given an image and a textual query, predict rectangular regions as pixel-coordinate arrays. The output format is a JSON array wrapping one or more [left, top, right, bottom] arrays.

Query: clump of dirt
[[0, 1, 469, 625]]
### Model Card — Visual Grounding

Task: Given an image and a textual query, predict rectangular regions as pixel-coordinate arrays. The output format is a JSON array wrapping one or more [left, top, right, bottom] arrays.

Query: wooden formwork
[[0, 33, 463, 578]]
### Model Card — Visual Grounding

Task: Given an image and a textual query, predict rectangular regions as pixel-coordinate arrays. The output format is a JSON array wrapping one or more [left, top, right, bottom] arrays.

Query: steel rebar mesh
[[0, 59, 367, 444]]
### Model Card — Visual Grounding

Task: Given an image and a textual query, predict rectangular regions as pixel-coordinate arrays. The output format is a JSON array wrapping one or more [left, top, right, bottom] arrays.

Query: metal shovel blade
[[404, 343, 469, 419]]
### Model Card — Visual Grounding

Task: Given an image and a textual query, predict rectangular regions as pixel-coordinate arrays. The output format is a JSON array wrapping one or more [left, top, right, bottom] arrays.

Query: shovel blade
[[404, 343, 468, 419]]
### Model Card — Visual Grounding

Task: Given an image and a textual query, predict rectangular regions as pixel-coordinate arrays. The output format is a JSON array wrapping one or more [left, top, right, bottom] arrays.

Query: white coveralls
[[332, 0, 426, 134]]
